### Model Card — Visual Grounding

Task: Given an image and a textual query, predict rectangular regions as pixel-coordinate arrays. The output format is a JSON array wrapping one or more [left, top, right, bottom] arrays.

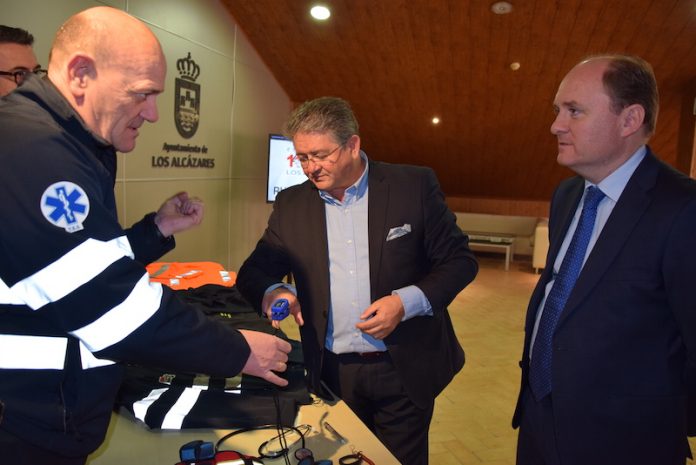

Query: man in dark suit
[[237, 96, 478, 465], [513, 54, 696, 465]]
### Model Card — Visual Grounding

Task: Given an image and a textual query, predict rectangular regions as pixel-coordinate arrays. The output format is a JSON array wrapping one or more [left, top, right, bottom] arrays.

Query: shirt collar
[[587, 145, 647, 203]]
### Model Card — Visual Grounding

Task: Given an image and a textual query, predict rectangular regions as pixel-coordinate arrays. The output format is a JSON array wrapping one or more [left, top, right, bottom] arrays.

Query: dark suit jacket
[[512, 149, 696, 465], [237, 160, 478, 409]]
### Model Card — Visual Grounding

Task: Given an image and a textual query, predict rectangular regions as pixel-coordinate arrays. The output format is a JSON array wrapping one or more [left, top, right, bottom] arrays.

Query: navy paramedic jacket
[[0, 75, 251, 457]]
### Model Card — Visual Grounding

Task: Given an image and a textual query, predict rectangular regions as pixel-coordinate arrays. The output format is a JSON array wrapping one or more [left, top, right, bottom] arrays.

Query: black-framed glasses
[[296, 142, 345, 166], [0, 67, 47, 85]]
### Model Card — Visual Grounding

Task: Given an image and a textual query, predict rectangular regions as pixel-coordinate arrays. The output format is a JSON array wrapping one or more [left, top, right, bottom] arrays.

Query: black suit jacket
[[513, 149, 696, 464], [237, 160, 478, 408]]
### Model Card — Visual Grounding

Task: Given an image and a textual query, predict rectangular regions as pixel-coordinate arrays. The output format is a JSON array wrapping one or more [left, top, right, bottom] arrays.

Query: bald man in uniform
[[0, 8, 291, 464]]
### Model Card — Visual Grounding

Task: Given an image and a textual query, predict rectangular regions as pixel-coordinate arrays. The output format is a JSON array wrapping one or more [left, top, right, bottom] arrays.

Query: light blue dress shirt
[[321, 152, 432, 354], [529, 146, 647, 355]]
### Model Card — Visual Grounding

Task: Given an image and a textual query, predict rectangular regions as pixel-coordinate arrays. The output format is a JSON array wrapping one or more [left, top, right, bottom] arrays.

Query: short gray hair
[[283, 96, 359, 144]]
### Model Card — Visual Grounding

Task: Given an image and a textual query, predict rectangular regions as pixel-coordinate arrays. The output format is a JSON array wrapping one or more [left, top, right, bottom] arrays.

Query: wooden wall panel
[[222, 0, 696, 200]]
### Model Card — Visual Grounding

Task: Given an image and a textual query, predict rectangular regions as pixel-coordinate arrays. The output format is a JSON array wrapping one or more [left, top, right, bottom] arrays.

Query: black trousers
[[322, 350, 434, 465], [0, 427, 87, 465]]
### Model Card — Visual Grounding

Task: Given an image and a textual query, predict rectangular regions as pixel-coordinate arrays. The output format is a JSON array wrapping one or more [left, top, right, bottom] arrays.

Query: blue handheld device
[[270, 298, 290, 321]]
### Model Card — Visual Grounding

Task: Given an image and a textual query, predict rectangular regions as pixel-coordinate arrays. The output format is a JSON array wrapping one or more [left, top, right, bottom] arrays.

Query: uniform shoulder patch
[[40, 181, 90, 233]]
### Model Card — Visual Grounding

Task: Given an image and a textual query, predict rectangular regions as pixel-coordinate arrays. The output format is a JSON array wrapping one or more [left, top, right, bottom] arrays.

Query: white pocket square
[[386, 223, 411, 241]]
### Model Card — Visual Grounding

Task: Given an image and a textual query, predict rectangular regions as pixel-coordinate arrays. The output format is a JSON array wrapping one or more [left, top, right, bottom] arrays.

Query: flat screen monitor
[[266, 134, 307, 203]]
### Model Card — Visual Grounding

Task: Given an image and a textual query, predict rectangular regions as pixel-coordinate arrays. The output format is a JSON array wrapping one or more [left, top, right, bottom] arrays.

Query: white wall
[[4, 0, 292, 270]]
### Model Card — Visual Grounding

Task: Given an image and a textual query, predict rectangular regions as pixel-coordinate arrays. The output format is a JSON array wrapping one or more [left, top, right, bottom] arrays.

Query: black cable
[[215, 423, 303, 452], [339, 452, 375, 465], [339, 455, 362, 465], [257, 424, 310, 458], [216, 356, 307, 463], [273, 390, 291, 465]]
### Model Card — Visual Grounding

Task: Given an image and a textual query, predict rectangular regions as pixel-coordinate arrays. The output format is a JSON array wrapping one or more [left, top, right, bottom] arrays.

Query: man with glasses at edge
[[0, 25, 45, 97], [237, 96, 478, 465]]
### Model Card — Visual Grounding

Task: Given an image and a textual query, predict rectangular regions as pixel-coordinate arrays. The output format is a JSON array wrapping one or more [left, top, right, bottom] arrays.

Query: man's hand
[[262, 288, 304, 329], [355, 294, 405, 340], [154, 192, 204, 237], [239, 330, 292, 386]]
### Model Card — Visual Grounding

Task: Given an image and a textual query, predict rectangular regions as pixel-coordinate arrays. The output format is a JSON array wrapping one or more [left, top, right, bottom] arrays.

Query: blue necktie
[[529, 186, 605, 401]]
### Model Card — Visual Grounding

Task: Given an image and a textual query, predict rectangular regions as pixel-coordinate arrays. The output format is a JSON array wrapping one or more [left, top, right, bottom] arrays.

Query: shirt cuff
[[264, 283, 297, 296], [393, 285, 432, 321]]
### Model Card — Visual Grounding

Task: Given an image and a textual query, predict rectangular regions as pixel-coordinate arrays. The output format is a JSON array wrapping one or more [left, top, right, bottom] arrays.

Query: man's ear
[[620, 103, 646, 137], [346, 134, 361, 156], [66, 54, 96, 102]]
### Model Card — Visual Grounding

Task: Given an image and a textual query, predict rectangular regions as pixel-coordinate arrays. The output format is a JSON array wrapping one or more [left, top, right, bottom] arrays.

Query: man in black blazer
[[237, 97, 478, 465], [513, 55, 696, 465]]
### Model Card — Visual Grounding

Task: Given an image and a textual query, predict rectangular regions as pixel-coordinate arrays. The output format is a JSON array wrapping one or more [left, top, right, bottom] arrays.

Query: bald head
[[47, 6, 166, 152], [49, 7, 162, 71]]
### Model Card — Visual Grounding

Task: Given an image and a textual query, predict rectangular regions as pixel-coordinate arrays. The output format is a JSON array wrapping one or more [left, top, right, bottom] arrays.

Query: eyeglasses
[[295, 142, 345, 166], [0, 67, 47, 85]]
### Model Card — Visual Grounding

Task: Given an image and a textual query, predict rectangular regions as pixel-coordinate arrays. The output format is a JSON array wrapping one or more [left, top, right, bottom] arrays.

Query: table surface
[[87, 395, 399, 465], [467, 231, 516, 244]]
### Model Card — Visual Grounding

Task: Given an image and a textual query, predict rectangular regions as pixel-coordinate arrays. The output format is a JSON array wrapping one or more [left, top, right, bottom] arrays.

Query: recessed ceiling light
[[310, 5, 331, 20], [432, 117, 441, 125], [491, 1, 513, 14]]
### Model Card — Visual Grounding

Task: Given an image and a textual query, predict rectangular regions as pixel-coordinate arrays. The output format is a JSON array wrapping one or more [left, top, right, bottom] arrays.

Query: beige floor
[[281, 254, 695, 464], [429, 255, 536, 464]]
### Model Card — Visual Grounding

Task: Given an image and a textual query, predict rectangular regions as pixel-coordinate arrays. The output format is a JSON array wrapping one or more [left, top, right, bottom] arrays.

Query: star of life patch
[[40, 181, 90, 233]]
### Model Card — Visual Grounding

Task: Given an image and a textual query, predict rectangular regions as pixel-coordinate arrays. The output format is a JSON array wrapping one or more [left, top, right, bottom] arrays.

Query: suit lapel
[[558, 151, 659, 325], [367, 162, 389, 300], [303, 184, 331, 308], [547, 180, 585, 272]]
